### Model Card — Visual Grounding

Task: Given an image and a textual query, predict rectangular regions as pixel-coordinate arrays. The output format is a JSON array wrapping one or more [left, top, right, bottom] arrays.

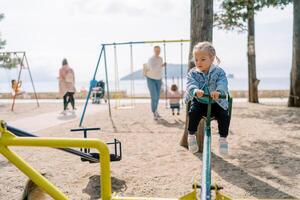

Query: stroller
[[91, 80, 106, 104]]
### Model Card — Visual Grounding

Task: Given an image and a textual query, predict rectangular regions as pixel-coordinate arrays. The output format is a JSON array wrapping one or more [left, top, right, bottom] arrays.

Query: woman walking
[[144, 46, 166, 120], [59, 58, 76, 115]]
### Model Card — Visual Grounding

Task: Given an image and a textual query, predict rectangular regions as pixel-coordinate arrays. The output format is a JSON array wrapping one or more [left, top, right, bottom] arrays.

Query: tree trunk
[[188, 0, 213, 69], [288, 1, 300, 107], [180, 0, 213, 152], [247, 0, 259, 103]]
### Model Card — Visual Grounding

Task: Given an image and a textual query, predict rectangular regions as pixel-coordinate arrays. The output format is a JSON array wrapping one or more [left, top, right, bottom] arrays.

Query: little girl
[[11, 79, 25, 96], [168, 84, 181, 115], [185, 41, 230, 154]]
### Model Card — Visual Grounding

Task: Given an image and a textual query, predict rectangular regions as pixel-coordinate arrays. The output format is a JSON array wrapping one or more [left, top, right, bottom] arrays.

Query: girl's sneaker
[[188, 134, 199, 153], [219, 137, 228, 155]]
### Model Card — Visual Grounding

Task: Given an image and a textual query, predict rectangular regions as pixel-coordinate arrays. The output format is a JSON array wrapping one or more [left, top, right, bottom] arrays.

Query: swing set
[[79, 39, 189, 127], [0, 51, 39, 111]]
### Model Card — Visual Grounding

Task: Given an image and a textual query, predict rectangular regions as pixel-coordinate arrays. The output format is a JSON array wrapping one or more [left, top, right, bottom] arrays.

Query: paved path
[[7, 104, 106, 133]]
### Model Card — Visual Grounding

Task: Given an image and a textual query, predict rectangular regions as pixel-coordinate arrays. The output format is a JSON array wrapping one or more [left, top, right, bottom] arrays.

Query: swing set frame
[[0, 51, 39, 111], [79, 39, 190, 127]]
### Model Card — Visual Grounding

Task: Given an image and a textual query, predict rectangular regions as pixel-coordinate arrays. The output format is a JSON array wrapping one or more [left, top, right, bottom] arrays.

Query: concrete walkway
[[7, 104, 106, 133]]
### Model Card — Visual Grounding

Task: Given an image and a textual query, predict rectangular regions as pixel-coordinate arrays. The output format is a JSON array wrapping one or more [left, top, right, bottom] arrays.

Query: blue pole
[[103, 46, 112, 118], [79, 46, 104, 127], [201, 99, 212, 200]]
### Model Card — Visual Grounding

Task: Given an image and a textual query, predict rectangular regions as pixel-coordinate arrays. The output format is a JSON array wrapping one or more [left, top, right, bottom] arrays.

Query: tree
[[0, 53, 21, 69], [288, 1, 300, 107], [188, 0, 214, 69], [180, 0, 214, 151], [215, 0, 292, 103], [0, 14, 19, 70], [0, 14, 6, 50]]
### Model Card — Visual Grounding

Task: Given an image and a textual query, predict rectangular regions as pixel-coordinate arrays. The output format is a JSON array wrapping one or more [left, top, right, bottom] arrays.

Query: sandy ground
[[0, 100, 299, 199]]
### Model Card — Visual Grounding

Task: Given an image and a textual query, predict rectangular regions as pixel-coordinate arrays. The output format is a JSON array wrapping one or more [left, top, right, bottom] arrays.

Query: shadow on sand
[[156, 117, 185, 129], [57, 113, 77, 120], [237, 106, 300, 131], [83, 175, 127, 199], [194, 150, 297, 199], [0, 160, 10, 168]]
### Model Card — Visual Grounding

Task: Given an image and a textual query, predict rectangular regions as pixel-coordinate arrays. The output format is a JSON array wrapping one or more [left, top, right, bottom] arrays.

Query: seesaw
[[0, 95, 231, 199], [6, 125, 122, 163]]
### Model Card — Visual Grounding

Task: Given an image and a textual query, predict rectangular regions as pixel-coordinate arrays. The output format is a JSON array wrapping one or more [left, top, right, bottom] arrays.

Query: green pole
[[201, 97, 212, 200]]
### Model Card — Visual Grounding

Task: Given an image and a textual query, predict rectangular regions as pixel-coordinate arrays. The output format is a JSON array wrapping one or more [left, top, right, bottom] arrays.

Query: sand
[[0, 100, 299, 199]]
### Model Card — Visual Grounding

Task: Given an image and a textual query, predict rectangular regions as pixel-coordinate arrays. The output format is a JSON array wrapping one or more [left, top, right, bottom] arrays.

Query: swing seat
[[170, 103, 180, 109]]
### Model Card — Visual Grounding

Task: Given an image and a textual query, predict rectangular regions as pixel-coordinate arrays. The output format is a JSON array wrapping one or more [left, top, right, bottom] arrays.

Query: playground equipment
[[0, 95, 232, 199], [79, 39, 189, 127], [70, 127, 122, 162], [0, 51, 39, 111], [5, 124, 122, 163], [113, 43, 135, 109], [197, 94, 231, 200]]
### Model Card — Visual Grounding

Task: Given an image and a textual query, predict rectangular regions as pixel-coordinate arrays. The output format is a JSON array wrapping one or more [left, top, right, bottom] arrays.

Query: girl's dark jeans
[[188, 99, 230, 138]]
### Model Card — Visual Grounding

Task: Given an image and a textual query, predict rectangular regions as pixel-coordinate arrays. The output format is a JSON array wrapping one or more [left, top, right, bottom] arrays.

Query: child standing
[[185, 41, 230, 154], [11, 79, 25, 97], [168, 84, 181, 115]]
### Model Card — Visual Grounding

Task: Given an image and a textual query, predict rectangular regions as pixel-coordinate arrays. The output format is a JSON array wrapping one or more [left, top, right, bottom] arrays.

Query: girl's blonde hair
[[193, 41, 220, 64]]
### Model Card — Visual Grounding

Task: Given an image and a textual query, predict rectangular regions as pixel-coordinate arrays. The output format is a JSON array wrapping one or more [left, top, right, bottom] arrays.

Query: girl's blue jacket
[[184, 64, 229, 110]]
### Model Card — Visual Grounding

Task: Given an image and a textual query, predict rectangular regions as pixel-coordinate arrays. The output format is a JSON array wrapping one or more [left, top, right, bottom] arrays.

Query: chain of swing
[[112, 41, 185, 109], [113, 43, 135, 109]]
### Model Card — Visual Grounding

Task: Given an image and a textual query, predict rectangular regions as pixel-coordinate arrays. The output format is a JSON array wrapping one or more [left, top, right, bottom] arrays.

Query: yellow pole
[[2, 137, 112, 200], [0, 122, 112, 200], [0, 145, 68, 200]]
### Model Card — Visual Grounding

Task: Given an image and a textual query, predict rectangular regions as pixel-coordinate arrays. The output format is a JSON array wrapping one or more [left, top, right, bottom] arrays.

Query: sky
[[0, 0, 293, 83]]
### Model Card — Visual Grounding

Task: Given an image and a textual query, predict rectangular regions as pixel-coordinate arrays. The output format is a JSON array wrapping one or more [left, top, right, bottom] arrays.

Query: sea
[[0, 77, 290, 94]]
